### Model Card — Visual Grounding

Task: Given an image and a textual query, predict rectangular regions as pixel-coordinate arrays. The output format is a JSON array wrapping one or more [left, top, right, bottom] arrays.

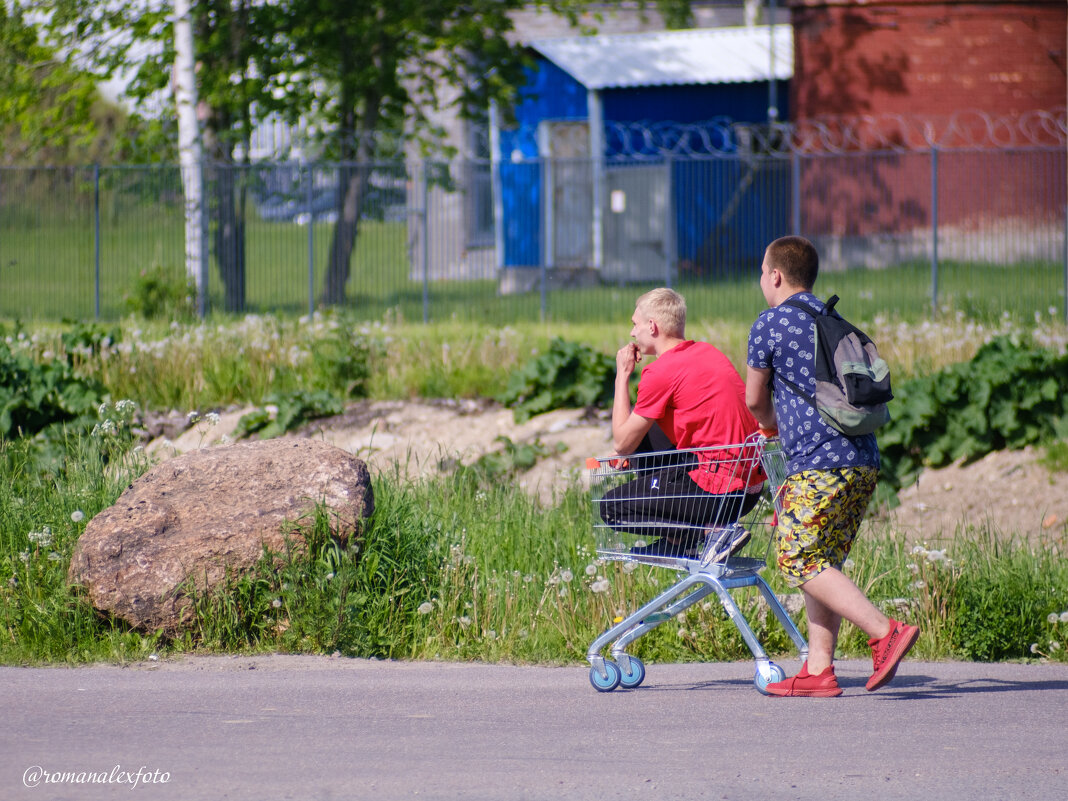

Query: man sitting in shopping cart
[[601, 287, 766, 559]]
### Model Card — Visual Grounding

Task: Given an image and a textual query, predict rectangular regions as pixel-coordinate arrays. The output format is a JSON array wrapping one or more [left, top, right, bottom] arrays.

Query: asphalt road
[[2, 655, 1066, 801]]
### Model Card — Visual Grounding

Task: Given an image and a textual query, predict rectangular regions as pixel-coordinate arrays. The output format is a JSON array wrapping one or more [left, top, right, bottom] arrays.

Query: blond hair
[[636, 288, 686, 337]]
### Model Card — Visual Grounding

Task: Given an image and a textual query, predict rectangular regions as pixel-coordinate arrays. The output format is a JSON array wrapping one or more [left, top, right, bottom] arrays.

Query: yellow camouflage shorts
[[775, 466, 879, 588]]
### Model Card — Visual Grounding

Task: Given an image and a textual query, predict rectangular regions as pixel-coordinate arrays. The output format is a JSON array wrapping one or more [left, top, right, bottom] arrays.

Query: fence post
[[422, 159, 430, 325], [306, 164, 314, 318], [930, 145, 939, 315], [791, 150, 801, 236], [93, 164, 101, 320], [664, 154, 675, 287]]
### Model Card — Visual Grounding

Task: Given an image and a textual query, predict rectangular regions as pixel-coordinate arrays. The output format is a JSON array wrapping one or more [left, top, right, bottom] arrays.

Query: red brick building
[[787, 0, 1066, 263], [790, 0, 1066, 122]]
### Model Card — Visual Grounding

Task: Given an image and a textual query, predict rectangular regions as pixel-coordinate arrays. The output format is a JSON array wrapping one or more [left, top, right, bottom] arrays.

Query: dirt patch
[[875, 446, 1068, 542], [146, 401, 1068, 538]]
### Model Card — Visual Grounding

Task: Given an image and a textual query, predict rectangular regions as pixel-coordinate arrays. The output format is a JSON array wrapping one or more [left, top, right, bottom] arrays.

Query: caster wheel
[[618, 656, 646, 689], [754, 662, 786, 695], [589, 660, 622, 692]]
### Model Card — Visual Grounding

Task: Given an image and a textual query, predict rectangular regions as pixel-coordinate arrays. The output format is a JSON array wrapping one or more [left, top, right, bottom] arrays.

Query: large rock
[[68, 438, 374, 634]]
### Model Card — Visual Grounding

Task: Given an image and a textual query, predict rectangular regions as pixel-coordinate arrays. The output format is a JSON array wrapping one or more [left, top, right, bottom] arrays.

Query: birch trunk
[[174, 0, 208, 315]]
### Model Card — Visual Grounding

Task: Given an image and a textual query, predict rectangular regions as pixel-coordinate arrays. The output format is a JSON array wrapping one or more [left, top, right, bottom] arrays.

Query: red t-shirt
[[633, 340, 762, 494]]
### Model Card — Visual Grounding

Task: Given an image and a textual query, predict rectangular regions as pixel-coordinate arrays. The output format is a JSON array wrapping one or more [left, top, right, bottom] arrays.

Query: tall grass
[[6, 310, 1067, 417]]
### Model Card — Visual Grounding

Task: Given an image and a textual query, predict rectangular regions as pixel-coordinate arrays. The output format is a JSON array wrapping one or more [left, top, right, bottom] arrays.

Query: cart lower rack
[[585, 434, 807, 693]]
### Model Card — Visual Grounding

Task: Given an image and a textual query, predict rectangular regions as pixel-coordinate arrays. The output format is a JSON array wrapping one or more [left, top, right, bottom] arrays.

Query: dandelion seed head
[[70, 510, 85, 523], [1049, 613, 1060, 624], [417, 601, 434, 615], [585, 564, 597, 576], [272, 599, 282, 608]]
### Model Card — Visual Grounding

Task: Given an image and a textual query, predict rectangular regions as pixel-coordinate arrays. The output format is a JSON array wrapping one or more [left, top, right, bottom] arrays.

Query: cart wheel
[[589, 660, 622, 692], [754, 662, 786, 695], [618, 656, 646, 689]]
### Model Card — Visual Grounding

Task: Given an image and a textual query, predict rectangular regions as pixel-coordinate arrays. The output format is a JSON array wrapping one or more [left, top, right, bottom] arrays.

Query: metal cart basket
[[585, 433, 807, 693]]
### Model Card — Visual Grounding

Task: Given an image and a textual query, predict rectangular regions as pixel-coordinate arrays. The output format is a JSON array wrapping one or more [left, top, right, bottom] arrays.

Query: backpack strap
[[774, 295, 837, 409], [783, 294, 839, 318]]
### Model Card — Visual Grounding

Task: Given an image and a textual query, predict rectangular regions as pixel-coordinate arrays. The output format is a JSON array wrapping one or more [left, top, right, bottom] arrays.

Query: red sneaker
[[764, 662, 842, 697], [866, 619, 920, 691]]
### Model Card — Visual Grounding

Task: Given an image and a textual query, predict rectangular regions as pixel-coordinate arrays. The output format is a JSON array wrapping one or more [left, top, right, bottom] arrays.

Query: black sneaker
[[700, 523, 751, 565]]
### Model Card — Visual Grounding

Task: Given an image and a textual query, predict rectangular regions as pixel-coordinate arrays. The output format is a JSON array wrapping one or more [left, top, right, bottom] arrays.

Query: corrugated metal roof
[[529, 25, 792, 90]]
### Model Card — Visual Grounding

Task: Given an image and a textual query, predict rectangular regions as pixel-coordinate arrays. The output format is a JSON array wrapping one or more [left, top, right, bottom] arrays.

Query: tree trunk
[[320, 88, 382, 307], [173, 0, 207, 313], [212, 164, 247, 313], [320, 162, 373, 306]]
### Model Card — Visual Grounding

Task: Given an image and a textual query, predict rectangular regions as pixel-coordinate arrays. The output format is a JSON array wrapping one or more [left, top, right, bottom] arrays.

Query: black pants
[[598, 426, 762, 544]]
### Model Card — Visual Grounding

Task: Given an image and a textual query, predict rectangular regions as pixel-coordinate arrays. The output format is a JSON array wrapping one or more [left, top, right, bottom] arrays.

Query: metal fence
[[1, 111, 1065, 325]]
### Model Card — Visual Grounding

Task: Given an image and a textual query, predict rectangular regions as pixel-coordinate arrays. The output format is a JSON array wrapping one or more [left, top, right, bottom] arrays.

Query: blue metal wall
[[496, 56, 791, 272]]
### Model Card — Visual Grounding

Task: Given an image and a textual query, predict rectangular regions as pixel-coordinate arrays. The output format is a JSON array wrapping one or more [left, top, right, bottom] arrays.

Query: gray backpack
[[777, 295, 893, 436]]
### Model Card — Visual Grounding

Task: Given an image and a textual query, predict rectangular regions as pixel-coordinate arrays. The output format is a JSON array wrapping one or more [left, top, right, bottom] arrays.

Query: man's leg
[[801, 567, 890, 674]]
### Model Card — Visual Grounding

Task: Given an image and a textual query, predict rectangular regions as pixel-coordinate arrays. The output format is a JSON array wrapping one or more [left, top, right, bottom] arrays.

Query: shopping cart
[[585, 433, 807, 693]]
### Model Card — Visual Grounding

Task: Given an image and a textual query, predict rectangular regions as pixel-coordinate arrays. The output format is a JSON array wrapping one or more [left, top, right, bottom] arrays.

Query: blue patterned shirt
[[747, 292, 880, 476]]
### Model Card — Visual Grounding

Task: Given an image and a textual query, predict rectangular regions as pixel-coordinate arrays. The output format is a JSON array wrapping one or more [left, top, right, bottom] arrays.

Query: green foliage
[[879, 336, 1068, 489], [498, 338, 619, 423], [947, 535, 1065, 661], [234, 390, 345, 440], [0, 338, 104, 439], [123, 265, 197, 320]]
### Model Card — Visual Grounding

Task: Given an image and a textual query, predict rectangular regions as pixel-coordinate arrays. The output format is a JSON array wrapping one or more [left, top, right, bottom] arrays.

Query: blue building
[[489, 25, 793, 288]]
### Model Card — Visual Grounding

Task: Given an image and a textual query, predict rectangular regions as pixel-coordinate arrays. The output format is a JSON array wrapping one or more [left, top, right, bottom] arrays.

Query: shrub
[[498, 337, 621, 422]]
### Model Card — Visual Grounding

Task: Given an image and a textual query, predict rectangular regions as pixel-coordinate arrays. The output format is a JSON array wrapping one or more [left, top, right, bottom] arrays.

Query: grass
[[2, 420, 1066, 667], [1, 302, 1066, 667], [2, 197, 1065, 326]]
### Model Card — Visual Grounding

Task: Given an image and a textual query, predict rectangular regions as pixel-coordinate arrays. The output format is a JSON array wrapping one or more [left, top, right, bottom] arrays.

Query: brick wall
[[789, 0, 1066, 119]]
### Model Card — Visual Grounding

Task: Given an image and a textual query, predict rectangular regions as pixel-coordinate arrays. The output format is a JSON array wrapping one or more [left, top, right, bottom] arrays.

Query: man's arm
[[612, 343, 655, 454], [745, 365, 777, 430]]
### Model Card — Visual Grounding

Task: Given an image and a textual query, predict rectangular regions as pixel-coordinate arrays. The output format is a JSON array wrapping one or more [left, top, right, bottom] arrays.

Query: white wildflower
[[47, 552, 62, 562], [205, 412, 220, 426], [28, 527, 53, 548]]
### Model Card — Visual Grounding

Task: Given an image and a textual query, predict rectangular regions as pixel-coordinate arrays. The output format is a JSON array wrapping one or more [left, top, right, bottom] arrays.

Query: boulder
[[68, 438, 374, 634]]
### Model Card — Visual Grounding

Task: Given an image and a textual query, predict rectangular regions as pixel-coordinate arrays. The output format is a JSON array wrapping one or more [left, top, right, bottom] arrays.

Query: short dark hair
[[766, 236, 819, 290]]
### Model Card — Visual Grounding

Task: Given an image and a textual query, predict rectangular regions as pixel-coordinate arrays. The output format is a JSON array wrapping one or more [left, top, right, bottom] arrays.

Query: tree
[[32, 0, 288, 312], [0, 2, 122, 165], [25, 0, 696, 309], [281, 0, 698, 305]]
